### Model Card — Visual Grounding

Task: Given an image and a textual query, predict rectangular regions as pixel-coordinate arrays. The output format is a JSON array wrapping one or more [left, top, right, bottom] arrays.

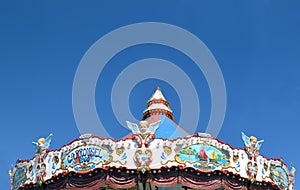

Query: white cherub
[[126, 120, 161, 136], [32, 133, 53, 154], [241, 132, 264, 160], [126, 120, 161, 148]]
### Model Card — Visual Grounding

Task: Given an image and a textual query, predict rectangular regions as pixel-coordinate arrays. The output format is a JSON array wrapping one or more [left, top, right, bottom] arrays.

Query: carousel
[[10, 88, 295, 190]]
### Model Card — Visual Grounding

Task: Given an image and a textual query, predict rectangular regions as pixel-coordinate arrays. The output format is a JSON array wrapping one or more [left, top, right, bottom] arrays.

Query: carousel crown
[[9, 88, 295, 190]]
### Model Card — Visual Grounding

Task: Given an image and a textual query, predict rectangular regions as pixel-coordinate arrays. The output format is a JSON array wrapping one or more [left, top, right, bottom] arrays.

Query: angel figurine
[[289, 166, 296, 186], [32, 134, 53, 162], [126, 120, 161, 148], [241, 132, 264, 161]]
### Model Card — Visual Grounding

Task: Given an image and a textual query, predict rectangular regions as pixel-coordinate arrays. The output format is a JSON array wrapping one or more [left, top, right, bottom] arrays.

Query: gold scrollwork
[[111, 160, 127, 165], [233, 155, 239, 163], [103, 155, 113, 165], [116, 146, 125, 156], [54, 156, 59, 165], [264, 162, 268, 171], [163, 146, 172, 156], [160, 159, 176, 165], [28, 165, 33, 173]]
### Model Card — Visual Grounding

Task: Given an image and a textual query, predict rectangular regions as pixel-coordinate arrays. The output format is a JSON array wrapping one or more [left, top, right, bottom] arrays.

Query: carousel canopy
[[10, 88, 295, 190]]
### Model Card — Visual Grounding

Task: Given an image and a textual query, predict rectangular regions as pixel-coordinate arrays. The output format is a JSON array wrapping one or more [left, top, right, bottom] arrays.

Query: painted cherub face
[[250, 136, 257, 148], [139, 121, 149, 134], [38, 138, 45, 149]]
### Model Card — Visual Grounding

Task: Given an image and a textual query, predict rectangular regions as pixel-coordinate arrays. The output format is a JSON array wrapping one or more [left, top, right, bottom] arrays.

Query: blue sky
[[1, 1, 300, 189]]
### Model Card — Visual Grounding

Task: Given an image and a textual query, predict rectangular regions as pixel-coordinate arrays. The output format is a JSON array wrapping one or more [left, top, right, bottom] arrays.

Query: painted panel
[[175, 144, 229, 169], [12, 166, 27, 189], [270, 166, 289, 189], [61, 145, 112, 172]]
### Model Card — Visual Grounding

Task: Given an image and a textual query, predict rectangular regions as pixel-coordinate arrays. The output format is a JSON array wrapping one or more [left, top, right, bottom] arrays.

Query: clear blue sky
[[1, 1, 300, 189]]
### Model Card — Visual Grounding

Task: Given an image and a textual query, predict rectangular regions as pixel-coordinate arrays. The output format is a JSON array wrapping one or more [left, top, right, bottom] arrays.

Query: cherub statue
[[31, 134, 52, 184], [126, 120, 161, 148], [291, 166, 296, 176], [32, 134, 53, 161], [289, 166, 296, 186], [241, 132, 264, 160]]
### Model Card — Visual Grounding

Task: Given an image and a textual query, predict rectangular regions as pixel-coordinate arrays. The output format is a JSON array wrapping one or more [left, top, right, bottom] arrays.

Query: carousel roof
[[141, 87, 187, 139], [146, 115, 188, 139], [143, 87, 174, 121], [149, 87, 167, 101], [9, 88, 296, 190]]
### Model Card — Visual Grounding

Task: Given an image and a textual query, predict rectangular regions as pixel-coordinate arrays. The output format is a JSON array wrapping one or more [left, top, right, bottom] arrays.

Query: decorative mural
[[175, 144, 230, 170], [270, 164, 289, 189]]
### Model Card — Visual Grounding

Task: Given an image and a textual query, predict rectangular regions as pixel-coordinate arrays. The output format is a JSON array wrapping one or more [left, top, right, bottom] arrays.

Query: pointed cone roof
[[149, 87, 166, 101], [123, 87, 188, 140], [142, 87, 174, 120]]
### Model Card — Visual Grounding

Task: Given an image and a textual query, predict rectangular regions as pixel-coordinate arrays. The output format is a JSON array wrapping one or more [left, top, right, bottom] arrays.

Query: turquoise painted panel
[[270, 166, 289, 188], [177, 144, 228, 166]]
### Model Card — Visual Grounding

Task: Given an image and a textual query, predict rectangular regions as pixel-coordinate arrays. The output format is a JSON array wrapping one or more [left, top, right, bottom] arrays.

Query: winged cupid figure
[[126, 120, 161, 148], [32, 134, 53, 184], [32, 134, 53, 161], [241, 132, 264, 161]]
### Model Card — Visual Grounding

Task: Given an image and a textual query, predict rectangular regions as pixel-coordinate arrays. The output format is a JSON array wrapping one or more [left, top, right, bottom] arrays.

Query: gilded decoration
[[233, 154, 239, 163], [133, 149, 152, 173], [163, 145, 172, 156], [116, 146, 125, 156]]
